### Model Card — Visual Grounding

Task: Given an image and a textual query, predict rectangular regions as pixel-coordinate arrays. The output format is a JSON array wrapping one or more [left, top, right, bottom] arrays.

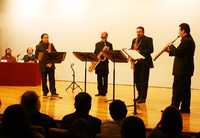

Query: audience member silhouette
[[21, 91, 57, 136], [101, 100, 127, 138], [66, 118, 92, 138], [121, 116, 146, 138], [0, 104, 44, 138], [61, 92, 101, 138], [149, 106, 188, 138]]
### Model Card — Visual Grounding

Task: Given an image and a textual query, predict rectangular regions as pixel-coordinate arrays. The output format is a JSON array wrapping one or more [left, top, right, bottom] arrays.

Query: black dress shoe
[[137, 99, 146, 103], [51, 93, 59, 97]]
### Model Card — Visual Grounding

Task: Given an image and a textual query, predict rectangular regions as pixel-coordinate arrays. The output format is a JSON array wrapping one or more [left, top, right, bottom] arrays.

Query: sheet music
[[122, 48, 145, 60]]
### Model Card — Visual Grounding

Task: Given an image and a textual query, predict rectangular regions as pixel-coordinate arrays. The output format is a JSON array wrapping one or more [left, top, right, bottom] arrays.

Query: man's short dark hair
[[41, 33, 48, 39], [137, 26, 145, 32], [109, 100, 127, 121], [26, 47, 33, 53], [74, 92, 92, 114], [179, 23, 190, 34], [21, 91, 39, 112]]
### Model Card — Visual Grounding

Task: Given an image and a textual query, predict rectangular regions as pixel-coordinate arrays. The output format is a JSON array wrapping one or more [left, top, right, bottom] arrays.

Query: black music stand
[[122, 48, 144, 115], [39, 52, 66, 63], [73, 52, 97, 92], [105, 50, 128, 102]]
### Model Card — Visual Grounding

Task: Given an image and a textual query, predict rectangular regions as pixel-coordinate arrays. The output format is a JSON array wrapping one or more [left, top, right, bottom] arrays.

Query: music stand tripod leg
[[126, 61, 137, 115], [132, 62, 137, 114], [66, 67, 83, 93], [65, 82, 73, 91]]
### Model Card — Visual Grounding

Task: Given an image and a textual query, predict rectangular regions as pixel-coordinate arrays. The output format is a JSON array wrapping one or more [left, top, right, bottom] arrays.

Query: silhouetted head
[[74, 92, 92, 114], [157, 106, 183, 134], [21, 91, 40, 113], [109, 100, 127, 121], [2, 104, 32, 137], [121, 116, 146, 138]]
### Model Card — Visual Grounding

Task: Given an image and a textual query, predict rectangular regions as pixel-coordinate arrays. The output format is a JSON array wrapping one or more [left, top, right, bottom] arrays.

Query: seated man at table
[[23, 47, 36, 63], [1, 48, 16, 63]]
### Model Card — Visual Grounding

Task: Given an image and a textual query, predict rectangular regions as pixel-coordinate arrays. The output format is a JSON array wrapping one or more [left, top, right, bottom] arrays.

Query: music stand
[[122, 48, 144, 115], [73, 52, 97, 92], [105, 50, 128, 102], [39, 52, 66, 63]]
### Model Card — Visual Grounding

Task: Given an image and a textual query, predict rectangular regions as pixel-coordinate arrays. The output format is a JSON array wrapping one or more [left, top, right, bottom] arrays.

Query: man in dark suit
[[35, 33, 59, 97], [20, 91, 57, 137], [131, 26, 154, 103], [94, 32, 113, 96], [23, 47, 36, 63], [166, 23, 195, 113], [61, 92, 102, 138]]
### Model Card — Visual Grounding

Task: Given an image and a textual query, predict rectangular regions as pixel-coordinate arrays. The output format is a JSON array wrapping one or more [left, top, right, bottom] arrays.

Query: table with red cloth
[[0, 62, 41, 86]]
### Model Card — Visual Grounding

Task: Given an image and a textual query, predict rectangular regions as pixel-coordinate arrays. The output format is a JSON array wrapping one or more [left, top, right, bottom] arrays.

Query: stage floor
[[0, 81, 199, 132]]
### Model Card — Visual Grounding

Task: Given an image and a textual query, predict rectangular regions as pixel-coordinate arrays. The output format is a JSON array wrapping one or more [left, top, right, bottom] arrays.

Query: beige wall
[[0, 0, 200, 89]]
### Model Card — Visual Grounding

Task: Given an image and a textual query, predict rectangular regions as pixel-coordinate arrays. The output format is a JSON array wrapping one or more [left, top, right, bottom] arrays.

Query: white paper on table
[[0, 60, 7, 62]]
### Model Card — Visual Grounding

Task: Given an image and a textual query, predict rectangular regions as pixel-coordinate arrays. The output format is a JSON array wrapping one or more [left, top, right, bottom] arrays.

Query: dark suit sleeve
[[169, 40, 189, 57], [51, 43, 57, 52], [131, 39, 135, 49], [108, 43, 113, 52], [141, 38, 154, 55], [94, 43, 98, 54]]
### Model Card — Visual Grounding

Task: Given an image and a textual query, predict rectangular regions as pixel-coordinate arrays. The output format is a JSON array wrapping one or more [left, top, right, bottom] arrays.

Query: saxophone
[[88, 43, 110, 72], [153, 36, 179, 61]]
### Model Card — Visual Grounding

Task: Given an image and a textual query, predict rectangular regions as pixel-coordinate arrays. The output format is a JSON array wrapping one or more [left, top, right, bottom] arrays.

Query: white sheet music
[[122, 48, 145, 60]]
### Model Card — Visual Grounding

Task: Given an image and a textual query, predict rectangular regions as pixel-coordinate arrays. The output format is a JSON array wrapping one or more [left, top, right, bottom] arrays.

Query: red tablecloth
[[0, 62, 41, 86]]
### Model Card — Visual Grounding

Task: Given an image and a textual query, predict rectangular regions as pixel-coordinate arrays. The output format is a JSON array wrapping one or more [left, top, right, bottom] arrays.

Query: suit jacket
[[35, 42, 57, 72], [169, 35, 195, 76], [131, 36, 154, 68], [23, 54, 36, 62], [94, 41, 113, 74]]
